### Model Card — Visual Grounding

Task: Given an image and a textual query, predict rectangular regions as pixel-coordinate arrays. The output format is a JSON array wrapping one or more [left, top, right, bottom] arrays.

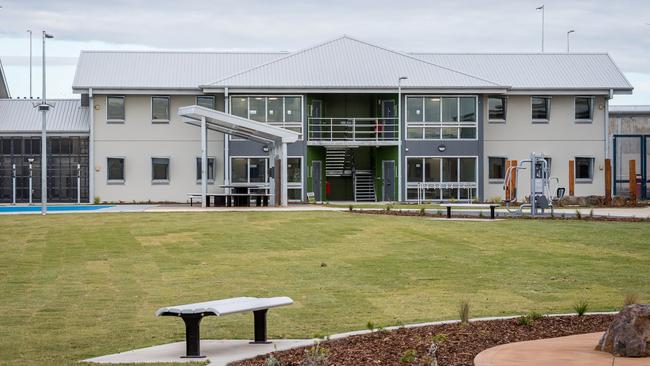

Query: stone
[[596, 304, 650, 357]]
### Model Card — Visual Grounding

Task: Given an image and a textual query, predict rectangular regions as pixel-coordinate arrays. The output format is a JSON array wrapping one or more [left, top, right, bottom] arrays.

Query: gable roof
[[72, 51, 286, 92], [411, 53, 633, 92], [208, 36, 505, 90], [0, 99, 89, 134], [0, 58, 10, 99]]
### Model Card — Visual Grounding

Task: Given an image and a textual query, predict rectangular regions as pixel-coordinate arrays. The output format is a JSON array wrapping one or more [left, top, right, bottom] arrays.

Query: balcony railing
[[308, 117, 399, 142]]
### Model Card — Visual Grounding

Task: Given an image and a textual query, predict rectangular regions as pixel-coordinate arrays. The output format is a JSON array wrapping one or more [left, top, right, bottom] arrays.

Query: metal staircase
[[325, 147, 352, 177], [354, 170, 376, 202]]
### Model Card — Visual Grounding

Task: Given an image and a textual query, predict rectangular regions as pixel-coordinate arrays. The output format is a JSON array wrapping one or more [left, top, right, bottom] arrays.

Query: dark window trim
[[487, 96, 507, 123], [151, 157, 171, 183]]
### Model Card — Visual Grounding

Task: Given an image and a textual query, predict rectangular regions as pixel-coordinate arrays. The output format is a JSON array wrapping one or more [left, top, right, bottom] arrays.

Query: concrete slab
[[84, 339, 314, 365], [474, 332, 650, 366]]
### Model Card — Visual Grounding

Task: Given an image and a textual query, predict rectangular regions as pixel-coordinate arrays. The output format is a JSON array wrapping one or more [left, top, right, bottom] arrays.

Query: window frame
[[404, 155, 479, 201], [228, 95, 304, 140], [106, 96, 126, 123], [574, 96, 594, 123], [487, 96, 507, 123], [405, 95, 478, 141], [229, 156, 270, 185], [574, 156, 595, 183], [195, 156, 216, 184], [106, 157, 125, 184], [151, 156, 171, 184], [488, 156, 508, 183], [196, 95, 216, 110], [287, 156, 303, 202], [151, 96, 171, 123], [531, 96, 552, 123]]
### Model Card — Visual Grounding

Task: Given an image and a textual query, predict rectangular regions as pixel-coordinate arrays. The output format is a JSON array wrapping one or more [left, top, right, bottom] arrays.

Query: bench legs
[[446, 206, 452, 219], [181, 314, 205, 358], [490, 206, 496, 220], [252, 309, 270, 344]]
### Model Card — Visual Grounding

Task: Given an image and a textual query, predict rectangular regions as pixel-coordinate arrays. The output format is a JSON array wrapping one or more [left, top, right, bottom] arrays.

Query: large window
[[151, 157, 170, 182], [107, 157, 125, 182], [406, 157, 478, 201], [152, 96, 170, 122], [575, 97, 593, 122], [406, 96, 477, 140], [196, 96, 216, 109], [575, 157, 594, 182], [287, 157, 302, 201], [229, 96, 303, 137], [488, 157, 506, 181], [231, 157, 268, 184], [107, 96, 125, 122], [195, 157, 215, 182], [488, 96, 506, 122], [531, 96, 551, 122]]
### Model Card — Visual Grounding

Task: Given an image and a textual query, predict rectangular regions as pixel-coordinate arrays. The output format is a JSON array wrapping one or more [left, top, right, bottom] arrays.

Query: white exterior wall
[[483, 95, 607, 200], [93, 95, 225, 203]]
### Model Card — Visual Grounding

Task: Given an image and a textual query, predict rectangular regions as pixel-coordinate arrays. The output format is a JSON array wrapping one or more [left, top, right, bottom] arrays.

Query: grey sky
[[1, 0, 649, 104]]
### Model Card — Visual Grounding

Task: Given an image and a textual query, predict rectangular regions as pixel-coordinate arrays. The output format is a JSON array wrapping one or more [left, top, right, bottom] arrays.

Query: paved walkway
[[474, 332, 649, 366]]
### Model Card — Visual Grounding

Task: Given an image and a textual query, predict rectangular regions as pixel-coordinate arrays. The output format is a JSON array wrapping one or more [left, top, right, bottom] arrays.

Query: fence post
[[604, 159, 612, 205], [629, 160, 637, 204], [568, 160, 575, 196]]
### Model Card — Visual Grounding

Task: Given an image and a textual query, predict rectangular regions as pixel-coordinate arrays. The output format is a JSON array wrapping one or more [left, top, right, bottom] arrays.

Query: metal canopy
[[180, 105, 299, 144]]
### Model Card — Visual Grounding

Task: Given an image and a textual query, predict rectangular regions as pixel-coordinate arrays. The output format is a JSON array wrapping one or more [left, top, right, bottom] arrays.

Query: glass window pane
[[407, 188, 419, 200], [460, 127, 476, 139], [575, 158, 593, 179], [287, 158, 301, 183], [249, 158, 267, 182], [532, 97, 550, 120], [575, 97, 592, 120], [407, 127, 423, 139], [285, 97, 301, 122], [152, 158, 169, 180], [196, 157, 215, 180], [488, 97, 506, 120], [107, 96, 125, 120], [459, 97, 476, 122], [441, 97, 458, 122], [489, 157, 506, 180], [107, 158, 124, 180], [442, 127, 458, 139], [231, 158, 248, 183], [424, 158, 441, 182], [249, 97, 266, 122], [152, 97, 170, 121], [442, 158, 458, 182], [459, 158, 476, 182], [407, 97, 423, 122], [424, 98, 441, 122], [197, 96, 215, 109], [231, 97, 248, 118], [288, 188, 302, 200], [407, 158, 423, 182], [267, 97, 283, 123], [424, 127, 440, 139]]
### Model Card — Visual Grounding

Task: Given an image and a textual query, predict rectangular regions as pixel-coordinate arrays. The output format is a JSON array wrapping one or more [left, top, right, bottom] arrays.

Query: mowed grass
[[1, 211, 649, 365]]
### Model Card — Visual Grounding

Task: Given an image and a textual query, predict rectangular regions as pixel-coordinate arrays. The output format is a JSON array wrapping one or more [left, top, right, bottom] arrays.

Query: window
[[287, 157, 303, 202], [459, 97, 476, 122], [284, 97, 301, 123], [231, 158, 248, 183], [231, 97, 248, 118], [441, 98, 458, 122], [406, 157, 478, 201], [406, 96, 477, 140], [196, 96, 216, 109], [575, 97, 593, 122], [249, 97, 266, 122], [229, 96, 303, 138], [107, 96, 125, 122], [488, 157, 506, 181], [151, 157, 170, 182], [230, 157, 269, 184], [488, 97, 506, 121], [195, 157, 215, 181], [249, 158, 267, 183], [575, 157, 594, 181], [152, 96, 170, 122], [107, 157, 124, 182], [531, 96, 551, 122]]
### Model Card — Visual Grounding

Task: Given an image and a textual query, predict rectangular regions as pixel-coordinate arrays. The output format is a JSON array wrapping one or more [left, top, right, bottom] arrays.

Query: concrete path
[[83, 339, 314, 365], [474, 332, 649, 366]]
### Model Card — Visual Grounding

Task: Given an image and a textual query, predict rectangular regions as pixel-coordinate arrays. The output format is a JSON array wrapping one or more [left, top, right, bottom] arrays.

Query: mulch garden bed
[[232, 314, 614, 366]]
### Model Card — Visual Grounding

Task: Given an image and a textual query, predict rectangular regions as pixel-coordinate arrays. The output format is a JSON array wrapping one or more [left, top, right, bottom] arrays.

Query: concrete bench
[[440, 203, 500, 219], [156, 296, 293, 358]]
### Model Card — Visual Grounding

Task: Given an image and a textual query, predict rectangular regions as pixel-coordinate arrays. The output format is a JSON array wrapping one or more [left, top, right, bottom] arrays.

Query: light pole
[[27, 29, 32, 98], [536, 5, 545, 52], [397, 76, 408, 202], [39, 31, 54, 215], [567, 29, 575, 52]]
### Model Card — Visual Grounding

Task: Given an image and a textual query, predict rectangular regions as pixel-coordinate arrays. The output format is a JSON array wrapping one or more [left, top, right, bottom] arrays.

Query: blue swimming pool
[[0, 205, 113, 213]]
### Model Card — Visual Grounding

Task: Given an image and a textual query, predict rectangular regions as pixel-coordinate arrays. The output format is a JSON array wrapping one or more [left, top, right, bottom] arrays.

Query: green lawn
[[1, 211, 648, 365]]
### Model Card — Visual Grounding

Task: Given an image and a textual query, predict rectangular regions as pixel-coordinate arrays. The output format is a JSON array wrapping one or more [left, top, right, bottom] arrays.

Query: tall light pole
[[566, 29, 575, 52], [397, 76, 408, 202], [27, 30, 33, 98], [40, 31, 54, 215], [536, 5, 545, 52]]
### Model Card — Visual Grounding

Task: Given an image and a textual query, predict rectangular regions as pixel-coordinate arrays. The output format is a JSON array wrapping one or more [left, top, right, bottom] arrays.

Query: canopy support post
[[281, 143, 288, 207], [201, 116, 208, 208]]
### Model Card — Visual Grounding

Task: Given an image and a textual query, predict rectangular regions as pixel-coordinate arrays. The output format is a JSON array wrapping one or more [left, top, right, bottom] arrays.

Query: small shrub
[[624, 292, 640, 306], [348, 204, 353, 212], [575, 209, 582, 219], [399, 349, 417, 363], [301, 342, 329, 366], [573, 299, 589, 316], [431, 333, 448, 344], [436, 209, 442, 216], [478, 210, 484, 218], [385, 205, 392, 211], [458, 300, 471, 325], [263, 354, 283, 366], [93, 196, 101, 205], [517, 315, 534, 326], [528, 311, 543, 321], [589, 209, 594, 218], [488, 196, 501, 204], [366, 321, 375, 332], [419, 207, 426, 216]]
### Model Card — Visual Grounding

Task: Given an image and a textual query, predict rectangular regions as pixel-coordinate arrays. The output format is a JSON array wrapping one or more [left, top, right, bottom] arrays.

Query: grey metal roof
[[0, 59, 9, 99], [609, 105, 650, 115], [72, 51, 286, 91], [411, 53, 633, 92], [0, 99, 89, 133], [209, 36, 504, 89]]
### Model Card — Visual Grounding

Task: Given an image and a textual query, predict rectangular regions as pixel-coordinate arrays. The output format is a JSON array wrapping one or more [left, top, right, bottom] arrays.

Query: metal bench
[[156, 296, 293, 358], [440, 203, 500, 219]]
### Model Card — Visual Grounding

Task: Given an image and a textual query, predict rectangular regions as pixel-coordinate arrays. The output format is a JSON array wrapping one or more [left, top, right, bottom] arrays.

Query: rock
[[596, 304, 650, 357]]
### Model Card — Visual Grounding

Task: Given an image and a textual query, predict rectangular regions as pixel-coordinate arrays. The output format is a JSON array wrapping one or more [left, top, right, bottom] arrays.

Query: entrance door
[[312, 161, 322, 201], [382, 160, 395, 201], [381, 100, 396, 140]]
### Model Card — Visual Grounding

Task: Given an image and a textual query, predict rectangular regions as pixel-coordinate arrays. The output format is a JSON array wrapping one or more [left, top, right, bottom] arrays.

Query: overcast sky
[[1, 0, 648, 104]]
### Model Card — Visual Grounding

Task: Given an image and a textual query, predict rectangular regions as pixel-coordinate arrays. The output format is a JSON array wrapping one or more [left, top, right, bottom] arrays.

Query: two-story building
[[63, 36, 633, 204]]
